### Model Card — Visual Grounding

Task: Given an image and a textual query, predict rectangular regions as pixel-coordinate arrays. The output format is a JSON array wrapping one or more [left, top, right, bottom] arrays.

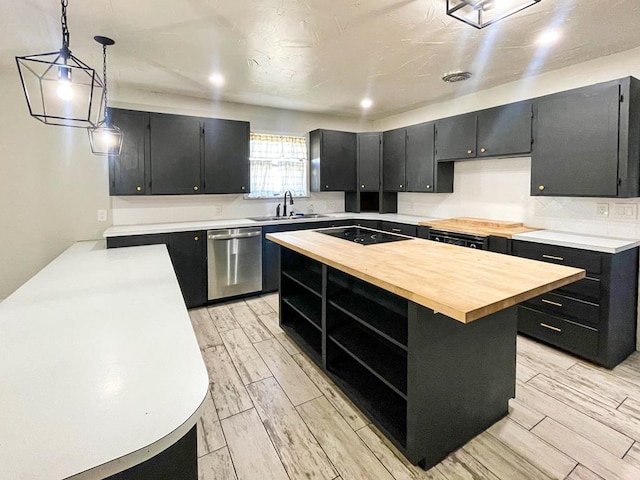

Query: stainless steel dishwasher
[[207, 227, 262, 300]]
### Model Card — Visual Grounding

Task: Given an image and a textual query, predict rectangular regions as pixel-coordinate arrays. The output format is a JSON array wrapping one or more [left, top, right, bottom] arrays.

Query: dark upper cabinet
[[204, 119, 250, 194], [149, 113, 202, 195], [477, 102, 532, 158], [435, 103, 532, 162], [382, 128, 406, 192], [108, 108, 149, 195], [309, 129, 357, 192], [357, 132, 381, 192], [168, 231, 207, 308], [532, 77, 640, 197], [406, 123, 434, 193], [435, 114, 477, 161]]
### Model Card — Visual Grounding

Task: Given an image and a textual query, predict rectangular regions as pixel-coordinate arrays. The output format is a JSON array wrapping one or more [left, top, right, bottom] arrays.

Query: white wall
[[373, 46, 640, 239], [0, 71, 111, 300], [0, 78, 370, 299]]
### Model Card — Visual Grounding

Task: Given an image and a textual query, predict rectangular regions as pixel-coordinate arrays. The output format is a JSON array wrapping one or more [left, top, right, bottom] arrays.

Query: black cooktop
[[317, 226, 412, 245]]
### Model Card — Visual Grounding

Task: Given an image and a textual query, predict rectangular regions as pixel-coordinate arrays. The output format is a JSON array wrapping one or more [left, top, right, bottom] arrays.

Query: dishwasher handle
[[208, 231, 261, 241]]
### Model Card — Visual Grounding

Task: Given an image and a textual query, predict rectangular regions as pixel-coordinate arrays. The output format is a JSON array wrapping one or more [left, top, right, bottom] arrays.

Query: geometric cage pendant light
[[88, 36, 123, 156], [446, 0, 542, 29], [15, 0, 104, 128]]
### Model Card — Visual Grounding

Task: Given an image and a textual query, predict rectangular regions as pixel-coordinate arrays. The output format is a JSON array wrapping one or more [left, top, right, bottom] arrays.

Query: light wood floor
[[190, 294, 640, 480]]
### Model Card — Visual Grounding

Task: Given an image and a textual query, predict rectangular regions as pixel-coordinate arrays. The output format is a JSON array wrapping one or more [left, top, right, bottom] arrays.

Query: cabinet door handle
[[194, 236, 199, 241], [241, 186, 246, 191], [136, 186, 142, 192], [467, 149, 473, 154], [426, 185, 431, 189], [542, 254, 564, 261], [541, 299, 563, 307], [325, 184, 329, 189], [480, 147, 486, 153], [399, 184, 403, 188], [361, 184, 365, 188], [540, 323, 562, 333], [538, 185, 545, 191], [193, 186, 199, 191], [391, 228, 402, 233]]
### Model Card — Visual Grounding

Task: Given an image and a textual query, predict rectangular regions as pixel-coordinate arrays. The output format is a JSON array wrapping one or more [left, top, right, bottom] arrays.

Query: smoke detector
[[442, 71, 473, 83]]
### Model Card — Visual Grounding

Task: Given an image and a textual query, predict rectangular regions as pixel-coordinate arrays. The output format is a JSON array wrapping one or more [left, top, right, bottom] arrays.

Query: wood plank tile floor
[[190, 294, 640, 480]]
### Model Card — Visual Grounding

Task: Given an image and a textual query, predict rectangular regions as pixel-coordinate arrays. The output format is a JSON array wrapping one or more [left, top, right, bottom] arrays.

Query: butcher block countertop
[[418, 217, 539, 238], [267, 229, 585, 323]]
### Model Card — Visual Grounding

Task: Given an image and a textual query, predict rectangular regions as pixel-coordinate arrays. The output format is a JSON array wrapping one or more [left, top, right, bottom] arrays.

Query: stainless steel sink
[[248, 214, 328, 222]]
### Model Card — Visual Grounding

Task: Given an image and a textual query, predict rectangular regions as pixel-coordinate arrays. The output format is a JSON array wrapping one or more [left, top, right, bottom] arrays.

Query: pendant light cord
[[102, 44, 108, 113], [61, 0, 70, 54]]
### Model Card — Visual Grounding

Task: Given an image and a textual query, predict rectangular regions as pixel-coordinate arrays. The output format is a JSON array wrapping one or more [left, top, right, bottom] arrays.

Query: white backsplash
[[111, 192, 345, 226], [399, 157, 640, 240]]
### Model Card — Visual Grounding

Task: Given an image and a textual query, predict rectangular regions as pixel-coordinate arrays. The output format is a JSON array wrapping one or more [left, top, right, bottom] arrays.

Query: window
[[248, 133, 308, 198]]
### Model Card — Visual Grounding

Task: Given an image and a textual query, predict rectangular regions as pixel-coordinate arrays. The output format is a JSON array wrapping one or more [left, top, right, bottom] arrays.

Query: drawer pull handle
[[540, 323, 562, 333], [391, 228, 402, 233], [541, 299, 563, 307], [542, 254, 564, 261]]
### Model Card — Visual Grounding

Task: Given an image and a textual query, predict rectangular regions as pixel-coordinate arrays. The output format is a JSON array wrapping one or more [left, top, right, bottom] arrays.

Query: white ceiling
[[2, 0, 640, 119]]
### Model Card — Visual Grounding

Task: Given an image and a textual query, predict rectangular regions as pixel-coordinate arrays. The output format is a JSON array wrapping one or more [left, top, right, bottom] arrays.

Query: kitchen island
[[0, 242, 209, 480], [266, 228, 585, 469]]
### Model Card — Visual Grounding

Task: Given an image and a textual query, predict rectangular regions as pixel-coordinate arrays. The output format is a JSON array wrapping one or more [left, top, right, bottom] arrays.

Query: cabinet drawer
[[379, 221, 416, 237], [513, 241, 602, 275], [556, 276, 601, 301], [523, 292, 599, 328], [518, 306, 598, 359]]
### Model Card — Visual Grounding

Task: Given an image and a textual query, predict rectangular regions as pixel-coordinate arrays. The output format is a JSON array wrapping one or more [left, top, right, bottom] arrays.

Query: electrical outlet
[[308, 203, 315, 213], [325, 201, 335, 210], [612, 203, 638, 220], [596, 203, 609, 218], [97, 209, 107, 222], [212, 205, 222, 217]]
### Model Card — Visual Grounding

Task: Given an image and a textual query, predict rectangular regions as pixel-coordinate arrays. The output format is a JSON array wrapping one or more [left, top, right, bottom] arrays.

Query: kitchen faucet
[[282, 190, 294, 216]]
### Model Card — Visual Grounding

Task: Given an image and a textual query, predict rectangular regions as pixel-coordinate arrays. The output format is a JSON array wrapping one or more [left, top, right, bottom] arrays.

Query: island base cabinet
[[105, 425, 197, 480], [278, 247, 517, 469], [406, 305, 516, 468]]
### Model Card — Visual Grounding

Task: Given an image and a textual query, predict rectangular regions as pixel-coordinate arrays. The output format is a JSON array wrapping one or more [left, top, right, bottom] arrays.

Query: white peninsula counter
[[0, 241, 209, 480]]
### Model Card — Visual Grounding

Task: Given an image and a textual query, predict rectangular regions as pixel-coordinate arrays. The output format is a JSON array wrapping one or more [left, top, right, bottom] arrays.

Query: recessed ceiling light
[[360, 98, 373, 109], [209, 73, 225, 87], [536, 29, 561, 46]]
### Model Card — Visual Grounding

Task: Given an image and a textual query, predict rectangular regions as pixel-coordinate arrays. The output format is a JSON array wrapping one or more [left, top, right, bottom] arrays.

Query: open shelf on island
[[281, 305, 322, 364], [328, 316, 407, 397], [327, 343, 407, 447]]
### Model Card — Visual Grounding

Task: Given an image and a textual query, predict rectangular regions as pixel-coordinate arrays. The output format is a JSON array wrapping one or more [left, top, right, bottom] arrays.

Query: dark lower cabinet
[[106, 232, 207, 309], [379, 221, 417, 237], [168, 232, 207, 309], [487, 236, 511, 254], [109, 108, 149, 196], [513, 240, 638, 368]]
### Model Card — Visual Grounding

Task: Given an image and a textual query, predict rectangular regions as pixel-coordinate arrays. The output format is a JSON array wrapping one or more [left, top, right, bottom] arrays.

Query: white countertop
[[513, 230, 640, 254], [0, 241, 209, 480], [102, 212, 436, 237]]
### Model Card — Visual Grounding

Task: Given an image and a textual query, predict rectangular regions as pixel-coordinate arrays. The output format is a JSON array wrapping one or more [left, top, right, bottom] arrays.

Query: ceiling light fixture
[[360, 98, 373, 109], [536, 28, 561, 46], [88, 36, 123, 156], [442, 71, 473, 83], [15, 0, 104, 128], [209, 73, 225, 87], [446, 0, 542, 29]]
